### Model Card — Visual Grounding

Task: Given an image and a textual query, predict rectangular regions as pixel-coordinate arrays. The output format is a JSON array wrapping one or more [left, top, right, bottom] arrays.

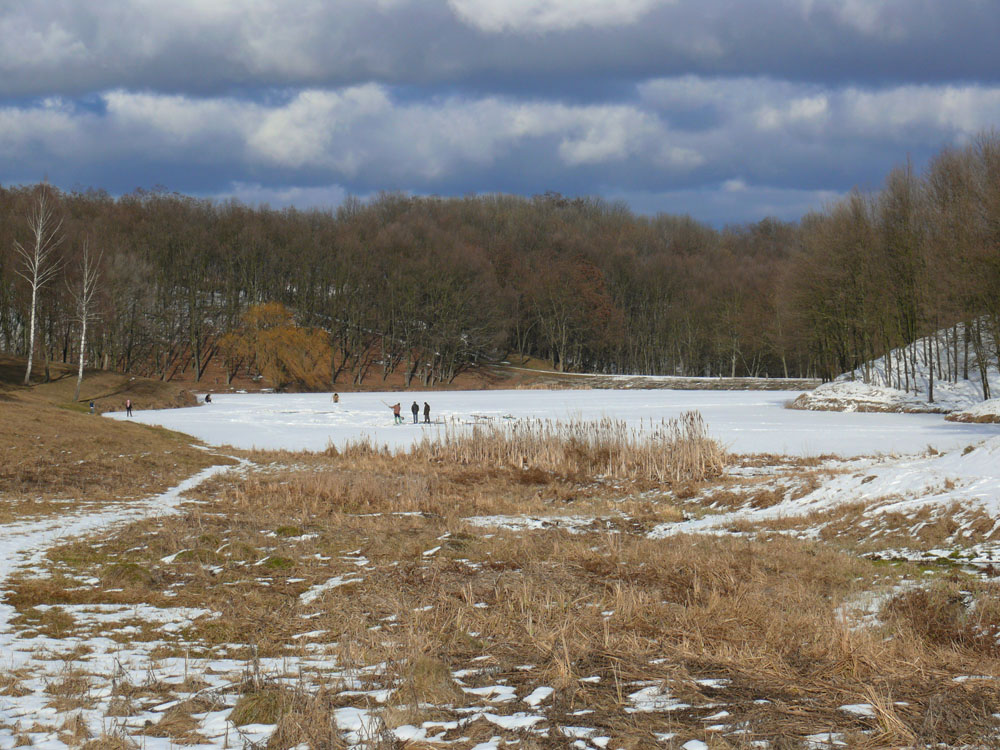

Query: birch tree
[[13, 190, 63, 385], [68, 239, 102, 402]]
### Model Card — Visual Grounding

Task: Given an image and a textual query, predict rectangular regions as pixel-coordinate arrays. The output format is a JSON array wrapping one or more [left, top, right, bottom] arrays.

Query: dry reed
[[395, 410, 726, 484]]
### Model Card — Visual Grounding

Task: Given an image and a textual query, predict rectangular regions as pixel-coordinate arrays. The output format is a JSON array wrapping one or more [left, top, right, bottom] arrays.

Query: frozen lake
[[106, 389, 1000, 457]]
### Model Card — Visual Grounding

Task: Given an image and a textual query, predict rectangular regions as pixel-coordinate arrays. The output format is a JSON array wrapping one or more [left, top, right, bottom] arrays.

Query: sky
[[2, 0, 999, 225]]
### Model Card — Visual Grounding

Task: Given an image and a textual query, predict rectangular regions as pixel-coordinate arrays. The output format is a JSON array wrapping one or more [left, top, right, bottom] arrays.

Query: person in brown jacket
[[391, 402, 402, 424]]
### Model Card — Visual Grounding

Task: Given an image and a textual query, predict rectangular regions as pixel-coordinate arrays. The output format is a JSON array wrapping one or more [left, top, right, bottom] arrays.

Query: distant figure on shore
[[89, 400, 95, 415], [125, 398, 133, 417], [411, 401, 420, 423], [391, 402, 402, 424], [205, 393, 212, 404], [332, 392, 340, 403], [423, 402, 430, 423]]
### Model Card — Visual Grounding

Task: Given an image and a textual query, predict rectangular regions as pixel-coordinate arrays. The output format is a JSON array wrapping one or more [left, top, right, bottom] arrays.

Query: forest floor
[[0, 368, 999, 748]]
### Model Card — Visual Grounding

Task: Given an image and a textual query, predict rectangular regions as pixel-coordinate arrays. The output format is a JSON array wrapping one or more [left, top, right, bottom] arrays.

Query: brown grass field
[[0, 356, 224, 520], [1, 356, 998, 749]]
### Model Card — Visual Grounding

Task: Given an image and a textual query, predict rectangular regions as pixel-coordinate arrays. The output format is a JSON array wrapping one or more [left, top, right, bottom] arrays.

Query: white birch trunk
[[74, 316, 87, 403], [23, 284, 37, 385]]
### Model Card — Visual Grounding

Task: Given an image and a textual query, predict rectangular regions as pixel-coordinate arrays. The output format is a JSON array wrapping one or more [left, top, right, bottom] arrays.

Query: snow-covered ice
[[107, 389, 1000, 457]]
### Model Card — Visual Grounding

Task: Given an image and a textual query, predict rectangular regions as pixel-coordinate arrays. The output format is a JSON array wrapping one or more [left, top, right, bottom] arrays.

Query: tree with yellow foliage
[[219, 302, 330, 390]]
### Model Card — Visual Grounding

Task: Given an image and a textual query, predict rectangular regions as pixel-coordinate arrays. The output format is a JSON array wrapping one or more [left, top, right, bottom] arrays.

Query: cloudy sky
[[2, 0, 999, 224]]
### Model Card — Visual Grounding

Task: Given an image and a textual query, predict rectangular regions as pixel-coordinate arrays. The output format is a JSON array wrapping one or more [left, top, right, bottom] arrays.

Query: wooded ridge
[[3, 133, 1000, 391]]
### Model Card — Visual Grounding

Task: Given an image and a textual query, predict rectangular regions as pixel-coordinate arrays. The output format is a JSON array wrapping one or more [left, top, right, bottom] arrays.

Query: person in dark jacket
[[423, 402, 430, 423], [411, 401, 420, 423], [125, 398, 133, 417], [391, 402, 402, 424]]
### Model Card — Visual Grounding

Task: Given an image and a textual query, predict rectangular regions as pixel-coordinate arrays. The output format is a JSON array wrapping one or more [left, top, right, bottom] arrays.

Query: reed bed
[[402, 410, 726, 484]]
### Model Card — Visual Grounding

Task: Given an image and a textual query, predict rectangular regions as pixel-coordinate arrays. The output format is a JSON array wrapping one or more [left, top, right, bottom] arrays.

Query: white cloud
[[642, 75, 1000, 143], [447, 0, 666, 32], [755, 94, 829, 131], [0, 97, 83, 158], [103, 90, 256, 143], [842, 85, 1000, 136], [0, 86, 702, 182], [4, 76, 1000, 225], [247, 87, 391, 170]]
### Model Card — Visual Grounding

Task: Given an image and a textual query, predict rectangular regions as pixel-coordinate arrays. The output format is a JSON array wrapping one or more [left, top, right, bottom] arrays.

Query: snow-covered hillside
[[792, 323, 1000, 415]]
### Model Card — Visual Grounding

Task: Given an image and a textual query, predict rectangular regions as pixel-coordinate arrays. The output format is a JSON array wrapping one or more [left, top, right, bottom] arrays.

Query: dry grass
[[883, 579, 1000, 657], [0, 397, 226, 522], [946, 412, 1000, 424], [140, 696, 216, 742], [266, 689, 347, 750], [12, 438, 998, 747], [79, 735, 137, 750], [0, 354, 198, 410], [728, 497, 1000, 556], [374, 410, 727, 485], [0, 353, 220, 519], [4, 392, 998, 746]]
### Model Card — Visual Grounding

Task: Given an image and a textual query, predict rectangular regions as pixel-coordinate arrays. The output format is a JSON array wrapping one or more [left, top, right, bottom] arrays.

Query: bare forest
[[4, 134, 1000, 390]]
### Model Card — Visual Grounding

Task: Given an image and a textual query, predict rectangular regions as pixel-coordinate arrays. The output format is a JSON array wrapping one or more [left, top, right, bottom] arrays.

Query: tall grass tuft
[[400, 410, 726, 484]]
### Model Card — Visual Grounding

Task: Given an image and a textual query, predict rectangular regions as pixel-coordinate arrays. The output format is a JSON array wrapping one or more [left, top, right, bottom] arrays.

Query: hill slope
[[791, 324, 1000, 417]]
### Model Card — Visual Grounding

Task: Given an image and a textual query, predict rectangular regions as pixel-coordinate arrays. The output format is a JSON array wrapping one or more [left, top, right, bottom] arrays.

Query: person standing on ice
[[125, 398, 133, 417], [411, 401, 420, 423], [423, 401, 430, 423], [391, 402, 402, 424]]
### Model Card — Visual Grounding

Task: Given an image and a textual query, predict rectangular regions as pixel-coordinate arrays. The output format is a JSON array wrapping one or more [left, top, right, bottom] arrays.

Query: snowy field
[[107, 388, 1000, 457]]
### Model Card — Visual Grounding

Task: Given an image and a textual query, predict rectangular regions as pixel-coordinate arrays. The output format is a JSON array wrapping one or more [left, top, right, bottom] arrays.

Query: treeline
[[2, 133, 1000, 390], [792, 136, 1000, 399]]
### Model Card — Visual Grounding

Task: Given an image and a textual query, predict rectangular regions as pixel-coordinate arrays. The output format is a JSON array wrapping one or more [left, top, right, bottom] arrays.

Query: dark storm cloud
[[2, 0, 998, 98]]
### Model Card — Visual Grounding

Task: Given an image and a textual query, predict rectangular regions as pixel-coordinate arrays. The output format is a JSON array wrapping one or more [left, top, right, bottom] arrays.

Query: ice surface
[[107, 389, 1000, 457]]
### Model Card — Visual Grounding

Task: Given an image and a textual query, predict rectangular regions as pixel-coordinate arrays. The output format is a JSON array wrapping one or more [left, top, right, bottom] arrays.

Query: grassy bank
[[0, 355, 224, 520]]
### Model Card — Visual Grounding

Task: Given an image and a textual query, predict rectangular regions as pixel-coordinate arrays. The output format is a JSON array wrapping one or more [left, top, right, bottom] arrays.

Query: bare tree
[[68, 239, 102, 402], [13, 190, 63, 385]]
